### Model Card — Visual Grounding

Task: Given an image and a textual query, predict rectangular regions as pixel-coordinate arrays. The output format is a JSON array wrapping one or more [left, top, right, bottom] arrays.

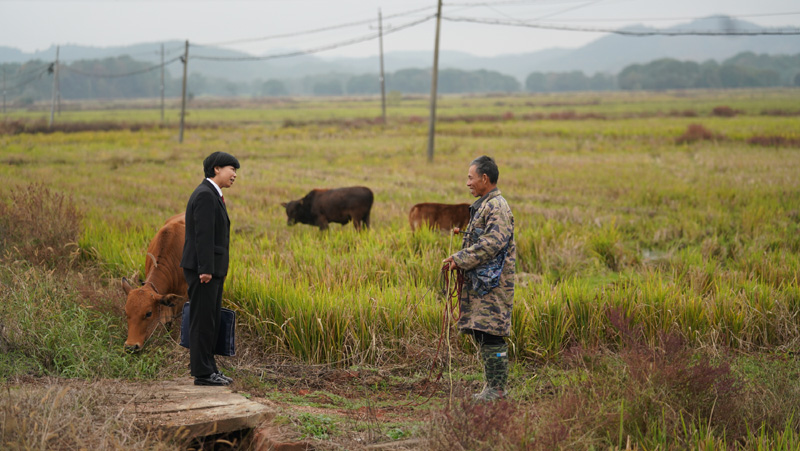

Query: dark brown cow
[[281, 186, 374, 231], [122, 213, 188, 352], [409, 202, 470, 232]]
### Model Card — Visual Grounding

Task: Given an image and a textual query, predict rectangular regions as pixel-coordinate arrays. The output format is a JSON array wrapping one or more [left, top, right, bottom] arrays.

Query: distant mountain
[[534, 16, 800, 75], [1, 16, 797, 82]]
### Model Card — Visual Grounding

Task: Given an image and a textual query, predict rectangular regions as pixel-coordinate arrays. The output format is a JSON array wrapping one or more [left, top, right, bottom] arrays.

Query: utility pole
[[426, 0, 443, 162], [179, 40, 188, 143], [49, 45, 59, 129], [57, 63, 61, 115], [160, 43, 165, 125], [378, 9, 387, 125]]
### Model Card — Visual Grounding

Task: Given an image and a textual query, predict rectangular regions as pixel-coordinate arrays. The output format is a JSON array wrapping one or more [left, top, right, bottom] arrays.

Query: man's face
[[214, 165, 237, 189], [467, 165, 489, 198]]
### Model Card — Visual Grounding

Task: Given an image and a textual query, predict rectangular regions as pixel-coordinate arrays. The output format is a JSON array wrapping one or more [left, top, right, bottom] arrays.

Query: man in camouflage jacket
[[444, 155, 515, 401]]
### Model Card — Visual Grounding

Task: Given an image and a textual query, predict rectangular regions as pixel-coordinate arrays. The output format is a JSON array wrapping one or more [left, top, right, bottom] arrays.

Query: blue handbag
[[179, 302, 236, 357]]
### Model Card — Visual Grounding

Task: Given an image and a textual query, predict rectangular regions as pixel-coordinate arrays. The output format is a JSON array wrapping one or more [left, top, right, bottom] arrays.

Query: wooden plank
[[114, 379, 274, 439]]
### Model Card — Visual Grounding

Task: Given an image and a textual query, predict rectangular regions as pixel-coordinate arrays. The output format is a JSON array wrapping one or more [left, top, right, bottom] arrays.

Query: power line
[[523, 11, 800, 23], [193, 14, 436, 62], [5, 67, 49, 92], [60, 56, 182, 78], [531, 0, 605, 21], [443, 15, 800, 36], [198, 5, 436, 47], [447, 1, 559, 6], [0, 63, 52, 82]]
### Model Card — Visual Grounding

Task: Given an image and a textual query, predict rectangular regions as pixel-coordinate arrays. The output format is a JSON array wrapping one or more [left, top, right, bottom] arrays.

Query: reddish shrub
[[676, 123, 723, 144], [760, 109, 800, 117], [747, 135, 800, 148], [281, 116, 385, 129], [606, 308, 745, 437], [427, 397, 528, 450], [0, 119, 163, 135], [548, 111, 576, 120], [712, 106, 737, 117], [669, 109, 698, 117]]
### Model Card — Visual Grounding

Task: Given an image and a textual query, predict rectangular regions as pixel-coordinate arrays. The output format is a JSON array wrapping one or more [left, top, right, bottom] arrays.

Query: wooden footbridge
[[115, 379, 275, 444]]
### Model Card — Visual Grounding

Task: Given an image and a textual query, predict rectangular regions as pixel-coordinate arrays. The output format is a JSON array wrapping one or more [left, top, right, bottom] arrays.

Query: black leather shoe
[[215, 372, 234, 384], [194, 373, 230, 386]]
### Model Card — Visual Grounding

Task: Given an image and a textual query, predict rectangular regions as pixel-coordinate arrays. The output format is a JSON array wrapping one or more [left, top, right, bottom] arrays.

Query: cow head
[[281, 200, 302, 226], [122, 277, 184, 353]]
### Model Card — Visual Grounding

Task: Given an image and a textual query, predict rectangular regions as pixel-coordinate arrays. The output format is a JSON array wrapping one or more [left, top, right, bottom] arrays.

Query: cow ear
[[122, 277, 133, 295], [160, 294, 186, 308], [280, 202, 287, 208]]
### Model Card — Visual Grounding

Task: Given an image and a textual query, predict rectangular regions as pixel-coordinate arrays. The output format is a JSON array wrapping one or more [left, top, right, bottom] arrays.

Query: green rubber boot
[[473, 343, 508, 401]]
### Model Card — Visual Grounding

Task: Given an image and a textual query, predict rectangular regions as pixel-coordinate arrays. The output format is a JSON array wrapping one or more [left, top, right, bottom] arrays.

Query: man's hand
[[442, 256, 458, 271], [199, 274, 212, 283]]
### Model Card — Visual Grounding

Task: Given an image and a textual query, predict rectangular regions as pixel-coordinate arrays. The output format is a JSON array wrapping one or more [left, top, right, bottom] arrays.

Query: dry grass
[[0, 183, 82, 267], [0, 379, 173, 450]]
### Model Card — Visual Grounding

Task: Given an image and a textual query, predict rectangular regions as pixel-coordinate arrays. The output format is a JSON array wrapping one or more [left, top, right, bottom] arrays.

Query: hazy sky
[[1, 0, 798, 60]]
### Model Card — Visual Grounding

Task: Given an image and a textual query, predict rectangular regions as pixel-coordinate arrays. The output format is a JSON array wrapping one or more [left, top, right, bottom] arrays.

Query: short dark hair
[[470, 155, 498, 184], [203, 152, 240, 178]]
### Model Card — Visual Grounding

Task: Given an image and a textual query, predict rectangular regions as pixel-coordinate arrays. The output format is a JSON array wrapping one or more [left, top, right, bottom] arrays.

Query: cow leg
[[317, 217, 329, 231]]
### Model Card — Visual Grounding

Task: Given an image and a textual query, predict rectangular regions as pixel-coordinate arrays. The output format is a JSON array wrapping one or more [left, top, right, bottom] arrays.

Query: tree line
[[1, 51, 798, 105]]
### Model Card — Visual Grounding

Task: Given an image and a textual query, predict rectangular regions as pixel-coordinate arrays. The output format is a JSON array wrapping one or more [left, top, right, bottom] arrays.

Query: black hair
[[470, 155, 499, 184], [203, 152, 240, 178]]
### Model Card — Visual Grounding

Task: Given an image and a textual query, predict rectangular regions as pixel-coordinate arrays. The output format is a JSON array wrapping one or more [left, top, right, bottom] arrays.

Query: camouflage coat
[[452, 188, 516, 337]]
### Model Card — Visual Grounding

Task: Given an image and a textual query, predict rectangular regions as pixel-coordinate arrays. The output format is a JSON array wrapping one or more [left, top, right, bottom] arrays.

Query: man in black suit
[[181, 151, 239, 386]]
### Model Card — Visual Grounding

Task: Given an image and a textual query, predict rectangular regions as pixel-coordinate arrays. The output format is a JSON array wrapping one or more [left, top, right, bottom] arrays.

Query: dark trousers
[[184, 269, 224, 378], [464, 329, 506, 347]]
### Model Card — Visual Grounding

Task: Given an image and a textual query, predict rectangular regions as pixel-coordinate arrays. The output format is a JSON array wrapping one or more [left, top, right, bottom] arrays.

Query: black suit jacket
[[180, 179, 231, 278]]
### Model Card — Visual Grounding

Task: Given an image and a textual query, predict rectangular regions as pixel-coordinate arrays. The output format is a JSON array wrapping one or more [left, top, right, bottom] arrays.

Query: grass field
[[1, 88, 800, 449]]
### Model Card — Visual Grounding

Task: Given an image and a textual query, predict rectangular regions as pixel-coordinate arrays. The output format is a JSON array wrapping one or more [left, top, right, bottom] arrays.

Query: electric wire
[[3, 67, 50, 92], [1, 63, 52, 82], [520, 11, 800, 23], [60, 56, 182, 78], [198, 5, 436, 47], [193, 14, 436, 62], [443, 15, 800, 36]]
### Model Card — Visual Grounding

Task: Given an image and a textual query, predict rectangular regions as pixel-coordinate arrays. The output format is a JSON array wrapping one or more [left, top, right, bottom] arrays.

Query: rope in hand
[[402, 228, 464, 407]]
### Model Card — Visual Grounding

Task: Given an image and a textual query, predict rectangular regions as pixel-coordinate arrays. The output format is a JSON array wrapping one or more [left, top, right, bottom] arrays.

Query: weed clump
[[605, 308, 745, 436], [0, 119, 160, 135], [427, 397, 528, 450], [675, 123, 723, 144], [711, 105, 737, 117], [747, 135, 800, 148], [760, 109, 800, 116], [0, 183, 83, 267]]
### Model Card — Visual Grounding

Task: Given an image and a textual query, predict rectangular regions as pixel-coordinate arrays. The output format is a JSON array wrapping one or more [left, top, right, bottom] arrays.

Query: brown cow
[[281, 186, 373, 231], [409, 202, 470, 232], [122, 213, 188, 352]]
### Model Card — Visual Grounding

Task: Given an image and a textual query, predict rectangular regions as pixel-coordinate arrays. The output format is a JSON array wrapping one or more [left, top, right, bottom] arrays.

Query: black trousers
[[464, 329, 506, 346], [184, 269, 224, 378]]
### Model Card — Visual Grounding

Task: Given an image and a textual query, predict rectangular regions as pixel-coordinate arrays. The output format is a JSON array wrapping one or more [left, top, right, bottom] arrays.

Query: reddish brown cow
[[409, 202, 470, 232], [281, 186, 373, 231], [122, 213, 188, 352]]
